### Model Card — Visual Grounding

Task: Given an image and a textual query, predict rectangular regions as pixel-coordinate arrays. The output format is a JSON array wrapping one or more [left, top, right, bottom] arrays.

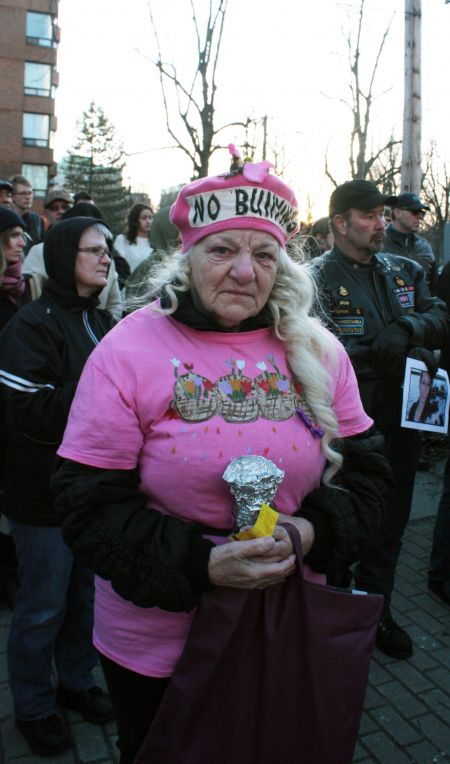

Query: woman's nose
[[231, 252, 255, 281]]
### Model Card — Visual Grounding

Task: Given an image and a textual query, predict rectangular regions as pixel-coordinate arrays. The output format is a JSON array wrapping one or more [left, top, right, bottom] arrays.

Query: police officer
[[312, 180, 448, 660], [384, 192, 436, 293]]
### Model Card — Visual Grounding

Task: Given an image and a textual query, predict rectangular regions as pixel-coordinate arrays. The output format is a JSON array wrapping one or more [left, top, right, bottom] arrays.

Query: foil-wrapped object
[[223, 455, 285, 530]]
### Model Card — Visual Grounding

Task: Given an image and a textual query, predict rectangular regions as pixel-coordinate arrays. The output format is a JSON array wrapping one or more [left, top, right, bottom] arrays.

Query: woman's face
[[419, 371, 431, 401], [4, 226, 25, 264], [189, 229, 279, 329], [138, 208, 153, 235], [74, 227, 111, 297]]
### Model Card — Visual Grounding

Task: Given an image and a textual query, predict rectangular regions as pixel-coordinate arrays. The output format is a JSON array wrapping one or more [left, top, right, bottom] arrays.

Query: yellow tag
[[230, 503, 279, 541]]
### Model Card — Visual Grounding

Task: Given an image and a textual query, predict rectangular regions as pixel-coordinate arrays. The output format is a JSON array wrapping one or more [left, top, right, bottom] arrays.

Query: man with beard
[[312, 180, 448, 660]]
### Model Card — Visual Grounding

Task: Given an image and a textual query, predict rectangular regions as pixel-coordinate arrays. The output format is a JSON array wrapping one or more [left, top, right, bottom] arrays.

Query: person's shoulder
[[377, 250, 423, 274], [0, 295, 49, 343], [95, 304, 167, 348], [311, 247, 336, 265], [414, 235, 434, 257], [113, 233, 127, 250]]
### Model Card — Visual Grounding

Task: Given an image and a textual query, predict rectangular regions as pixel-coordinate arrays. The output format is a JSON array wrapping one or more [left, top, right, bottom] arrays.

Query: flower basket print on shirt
[[171, 359, 219, 422], [216, 359, 259, 423], [255, 355, 296, 420]]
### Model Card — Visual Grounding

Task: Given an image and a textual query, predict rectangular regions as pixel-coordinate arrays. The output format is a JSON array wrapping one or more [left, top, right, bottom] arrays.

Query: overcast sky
[[53, 0, 450, 215]]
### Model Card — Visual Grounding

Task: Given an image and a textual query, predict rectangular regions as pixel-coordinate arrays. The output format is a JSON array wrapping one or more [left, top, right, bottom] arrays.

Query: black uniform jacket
[[0, 217, 114, 525], [51, 292, 393, 613], [312, 247, 447, 379], [383, 224, 437, 293]]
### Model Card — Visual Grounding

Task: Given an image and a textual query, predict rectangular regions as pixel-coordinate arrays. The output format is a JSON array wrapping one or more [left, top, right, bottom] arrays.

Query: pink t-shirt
[[58, 307, 372, 677]]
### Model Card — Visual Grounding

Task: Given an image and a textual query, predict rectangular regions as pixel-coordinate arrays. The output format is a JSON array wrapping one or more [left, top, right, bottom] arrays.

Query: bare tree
[[149, 0, 248, 178], [422, 142, 450, 262], [324, 0, 401, 187]]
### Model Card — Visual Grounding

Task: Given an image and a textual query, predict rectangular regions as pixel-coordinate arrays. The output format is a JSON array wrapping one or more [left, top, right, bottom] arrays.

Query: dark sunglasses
[[400, 208, 425, 217]]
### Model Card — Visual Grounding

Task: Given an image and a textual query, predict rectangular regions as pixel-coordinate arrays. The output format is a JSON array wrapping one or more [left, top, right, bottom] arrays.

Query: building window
[[22, 164, 48, 196], [23, 113, 50, 148], [26, 12, 54, 47], [24, 63, 52, 97]]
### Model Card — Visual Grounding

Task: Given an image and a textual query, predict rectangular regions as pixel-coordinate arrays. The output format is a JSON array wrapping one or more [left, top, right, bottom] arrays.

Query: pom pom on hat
[[170, 146, 299, 252]]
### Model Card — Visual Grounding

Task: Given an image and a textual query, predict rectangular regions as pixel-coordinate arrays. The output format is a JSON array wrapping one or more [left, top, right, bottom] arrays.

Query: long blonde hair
[[131, 243, 343, 480]]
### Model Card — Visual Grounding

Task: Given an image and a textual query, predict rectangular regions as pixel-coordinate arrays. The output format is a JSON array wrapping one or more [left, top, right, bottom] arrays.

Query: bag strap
[[282, 522, 306, 584]]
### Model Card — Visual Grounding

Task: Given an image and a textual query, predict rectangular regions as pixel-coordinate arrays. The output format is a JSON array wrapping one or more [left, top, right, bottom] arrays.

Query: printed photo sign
[[401, 357, 449, 433]]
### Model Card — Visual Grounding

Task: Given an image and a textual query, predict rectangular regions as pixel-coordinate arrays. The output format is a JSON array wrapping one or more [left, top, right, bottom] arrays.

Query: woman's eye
[[212, 247, 232, 256], [254, 252, 274, 261]]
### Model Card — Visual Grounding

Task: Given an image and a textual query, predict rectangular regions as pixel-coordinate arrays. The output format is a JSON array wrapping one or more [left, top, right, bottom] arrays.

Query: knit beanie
[[170, 146, 299, 252]]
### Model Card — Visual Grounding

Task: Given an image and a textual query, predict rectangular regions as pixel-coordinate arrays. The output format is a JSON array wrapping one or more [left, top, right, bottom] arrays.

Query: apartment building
[[0, 0, 60, 201]]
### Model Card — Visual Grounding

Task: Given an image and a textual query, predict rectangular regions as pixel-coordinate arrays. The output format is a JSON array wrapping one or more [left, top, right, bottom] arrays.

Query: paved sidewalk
[[0, 460, 449, 764]]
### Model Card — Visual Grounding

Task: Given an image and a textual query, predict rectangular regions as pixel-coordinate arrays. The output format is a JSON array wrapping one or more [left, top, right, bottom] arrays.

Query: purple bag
[[135, 525, 383, 764]]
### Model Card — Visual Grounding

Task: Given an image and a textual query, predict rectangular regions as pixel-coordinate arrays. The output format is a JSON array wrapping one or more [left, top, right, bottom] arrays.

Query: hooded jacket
[[0, 217, 114, 525]]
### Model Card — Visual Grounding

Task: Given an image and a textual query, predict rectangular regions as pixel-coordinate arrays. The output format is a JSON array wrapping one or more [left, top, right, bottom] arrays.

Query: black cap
[[329, 180, 398, 217], [73, 191, 93, 204], [0, 179, 13, 192], [0, 207, 25, 234], [393, 192, 430, 212]]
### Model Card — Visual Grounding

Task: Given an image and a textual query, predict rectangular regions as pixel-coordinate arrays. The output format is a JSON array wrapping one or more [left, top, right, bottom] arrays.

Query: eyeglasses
[[48, 203, 71, 212], [78, 246, 111, 259], [400, 208, 425, 218]]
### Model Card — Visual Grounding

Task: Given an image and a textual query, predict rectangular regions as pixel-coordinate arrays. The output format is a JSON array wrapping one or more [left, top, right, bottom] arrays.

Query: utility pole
[[262, 116, 268, 161], [401, 0, 422, 193]]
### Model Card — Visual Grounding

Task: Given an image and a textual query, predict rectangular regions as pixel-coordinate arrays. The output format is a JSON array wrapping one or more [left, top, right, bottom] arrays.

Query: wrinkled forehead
[[194, 228, 280, 251]]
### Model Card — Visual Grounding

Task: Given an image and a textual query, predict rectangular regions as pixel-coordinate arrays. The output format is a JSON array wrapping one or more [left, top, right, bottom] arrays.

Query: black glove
[[369, 321, 411, 376], [408, 346, 439, 378]]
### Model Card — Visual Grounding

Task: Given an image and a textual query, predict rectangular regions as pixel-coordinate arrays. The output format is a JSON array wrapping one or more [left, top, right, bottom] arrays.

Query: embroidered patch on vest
[[333, 316, 365, 335], [393, 285, 415, 309]]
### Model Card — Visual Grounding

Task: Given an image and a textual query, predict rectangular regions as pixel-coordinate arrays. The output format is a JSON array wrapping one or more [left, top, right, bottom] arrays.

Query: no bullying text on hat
[[170, 146, 299, 253], [329, 180, 397, 217]]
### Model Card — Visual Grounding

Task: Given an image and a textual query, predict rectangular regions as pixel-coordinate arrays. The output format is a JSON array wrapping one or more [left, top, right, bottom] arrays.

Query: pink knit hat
[[170, 146, 299, 252]]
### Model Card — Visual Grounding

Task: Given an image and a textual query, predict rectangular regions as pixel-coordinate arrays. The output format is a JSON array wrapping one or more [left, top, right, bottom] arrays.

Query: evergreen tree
[[63, 103, 132, 236]]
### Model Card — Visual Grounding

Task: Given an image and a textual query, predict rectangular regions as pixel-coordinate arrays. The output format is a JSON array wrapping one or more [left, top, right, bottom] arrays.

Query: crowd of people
[[0, 156, 449, 763]]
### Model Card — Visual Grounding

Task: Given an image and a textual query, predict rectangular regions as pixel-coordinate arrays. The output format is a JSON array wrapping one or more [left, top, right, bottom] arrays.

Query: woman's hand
[[208, 528, 296, 590], [276, 515, 315, 556]]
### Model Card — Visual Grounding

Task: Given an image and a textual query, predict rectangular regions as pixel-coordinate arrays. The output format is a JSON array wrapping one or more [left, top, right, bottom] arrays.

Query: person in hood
[[0, 217, 114, 756], [23, 203, 123, 320]]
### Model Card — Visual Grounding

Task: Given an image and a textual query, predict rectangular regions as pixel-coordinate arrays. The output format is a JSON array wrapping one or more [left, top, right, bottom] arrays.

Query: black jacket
[[437, 262, 450, 374], [0, 217, 114, 525], [22, 210, 45, 255], [0, 272, 43, 333], [383, 224, 437, 293], [51, 292, 393, 612], [312, 247, 448, 382]]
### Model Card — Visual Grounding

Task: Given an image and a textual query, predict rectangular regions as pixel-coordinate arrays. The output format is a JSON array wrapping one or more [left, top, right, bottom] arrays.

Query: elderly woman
[[0, 217, 114, 756], [53, 159, 391, 764]]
